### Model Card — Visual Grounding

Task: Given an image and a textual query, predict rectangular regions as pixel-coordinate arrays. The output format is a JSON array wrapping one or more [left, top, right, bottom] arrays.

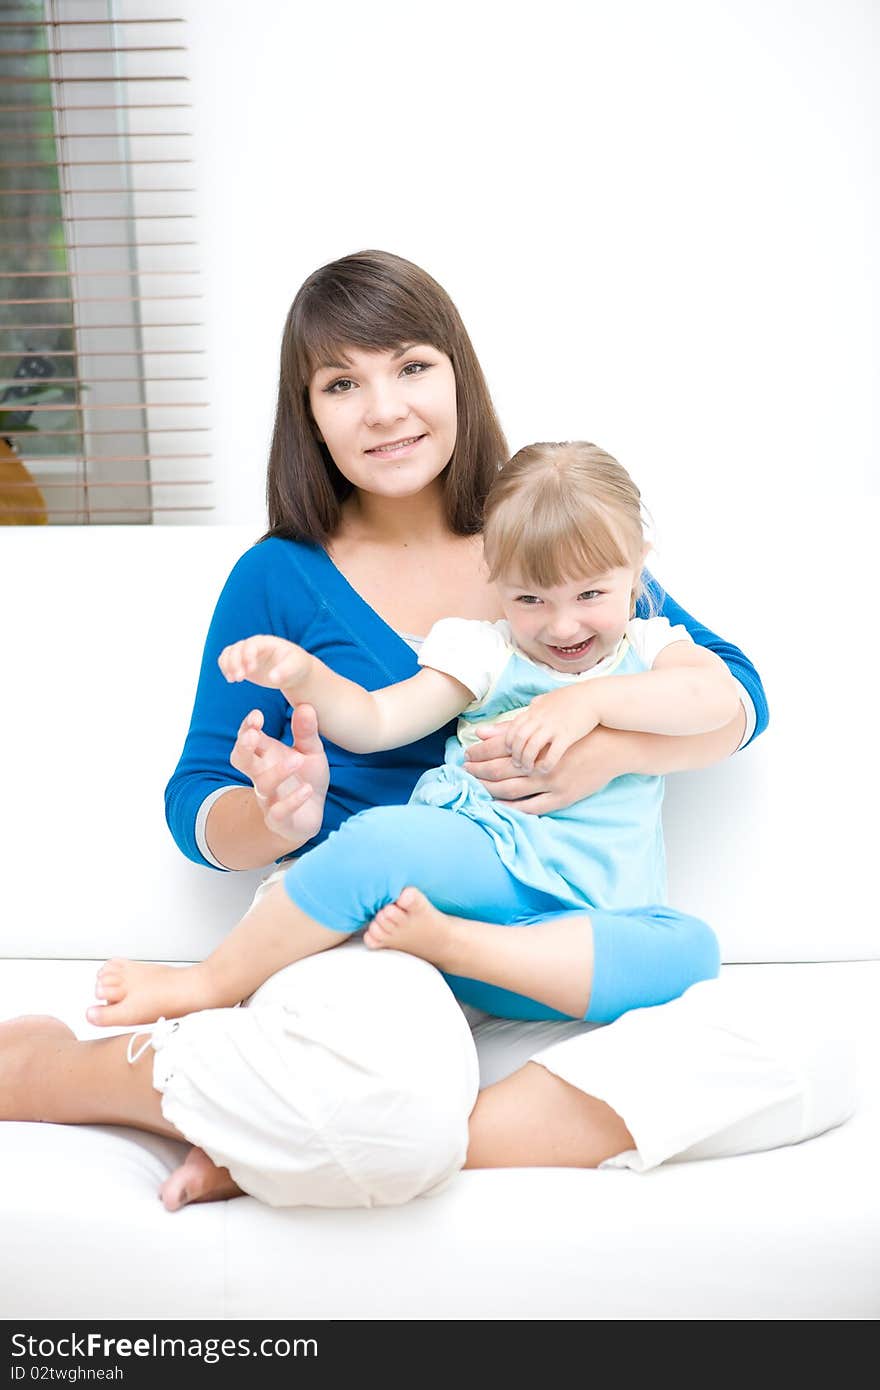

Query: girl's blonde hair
[[482, 442, 648, 613]]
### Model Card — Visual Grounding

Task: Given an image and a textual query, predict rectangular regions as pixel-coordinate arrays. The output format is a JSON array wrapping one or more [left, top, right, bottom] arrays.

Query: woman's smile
[[364, 434, 427, 459]]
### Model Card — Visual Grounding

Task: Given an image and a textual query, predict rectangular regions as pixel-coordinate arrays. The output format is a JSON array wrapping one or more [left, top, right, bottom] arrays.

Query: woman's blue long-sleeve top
[[165, 537, 769, 870]]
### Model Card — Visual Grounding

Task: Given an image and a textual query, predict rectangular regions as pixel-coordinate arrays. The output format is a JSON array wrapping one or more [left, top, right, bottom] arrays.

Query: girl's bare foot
[[87, 958, 219, 1029], [0, 1015, 78, 1120], [363, 886, 467, 970], [160, 1145, 244, 1212], [366, 892, 595, 1018]]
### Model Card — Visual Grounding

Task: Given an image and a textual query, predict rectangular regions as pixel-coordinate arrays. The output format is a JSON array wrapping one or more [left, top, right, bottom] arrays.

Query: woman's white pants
[[147, 877, 857, 1207]]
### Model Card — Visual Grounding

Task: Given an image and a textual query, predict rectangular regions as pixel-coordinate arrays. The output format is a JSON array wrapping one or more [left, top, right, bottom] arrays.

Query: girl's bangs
[[486, 497, 639, 590]]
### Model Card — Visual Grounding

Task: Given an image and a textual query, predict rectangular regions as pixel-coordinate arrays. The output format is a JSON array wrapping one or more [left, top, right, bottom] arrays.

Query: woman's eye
[[325, 378, 356, 394], [400, 361, 430, 377]]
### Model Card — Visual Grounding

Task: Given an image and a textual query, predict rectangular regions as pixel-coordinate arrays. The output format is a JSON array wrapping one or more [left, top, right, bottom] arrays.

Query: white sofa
[[2, 526, 878, 1321]]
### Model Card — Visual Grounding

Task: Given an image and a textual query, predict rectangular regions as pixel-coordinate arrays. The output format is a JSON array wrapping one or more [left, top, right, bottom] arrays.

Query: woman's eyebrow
[[314, 343, 428, 374]]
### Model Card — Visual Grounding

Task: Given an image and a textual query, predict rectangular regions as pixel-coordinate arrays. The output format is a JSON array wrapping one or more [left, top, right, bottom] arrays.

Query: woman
[[0, 251, 849, 1210]]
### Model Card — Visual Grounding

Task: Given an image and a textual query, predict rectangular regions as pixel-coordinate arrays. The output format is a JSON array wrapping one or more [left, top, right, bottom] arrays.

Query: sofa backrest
[[1, 526, 875, 965]]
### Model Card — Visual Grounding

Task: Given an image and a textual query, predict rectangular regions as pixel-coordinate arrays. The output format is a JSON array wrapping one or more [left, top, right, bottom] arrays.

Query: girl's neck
[[338, 480, 450, 548]]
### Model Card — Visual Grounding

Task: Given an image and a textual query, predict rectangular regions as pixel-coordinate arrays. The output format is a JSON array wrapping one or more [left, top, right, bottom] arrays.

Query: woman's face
[[308, 344, 457, 502]]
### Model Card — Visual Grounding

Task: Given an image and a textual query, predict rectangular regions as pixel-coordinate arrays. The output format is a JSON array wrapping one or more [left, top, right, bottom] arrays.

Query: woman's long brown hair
[[264, 250, 508, 543]]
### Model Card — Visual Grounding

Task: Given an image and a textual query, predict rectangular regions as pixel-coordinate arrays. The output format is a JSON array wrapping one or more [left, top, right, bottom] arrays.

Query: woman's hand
[[501, 687, 601, 773], [464, 722, 632, 815], [219, 635, 311, 692], [230, 703, 330, 844]]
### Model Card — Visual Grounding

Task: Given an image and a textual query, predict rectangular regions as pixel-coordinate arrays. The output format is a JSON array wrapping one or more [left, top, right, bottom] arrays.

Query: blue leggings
[[283, 805, 720, 1024]]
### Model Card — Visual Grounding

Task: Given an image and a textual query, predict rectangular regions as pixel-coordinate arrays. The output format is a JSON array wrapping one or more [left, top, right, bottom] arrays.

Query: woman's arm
[[465, 717, 746, 814], [204, 706, 330, 871], [164, 542, 333, 871], [642, 575, 768, 747], [219, 634, 473, 753], [205, 786, 303, 871]]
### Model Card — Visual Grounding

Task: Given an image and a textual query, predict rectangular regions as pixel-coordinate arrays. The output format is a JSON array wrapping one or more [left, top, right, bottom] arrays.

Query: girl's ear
[[631, 553, 649, 616]]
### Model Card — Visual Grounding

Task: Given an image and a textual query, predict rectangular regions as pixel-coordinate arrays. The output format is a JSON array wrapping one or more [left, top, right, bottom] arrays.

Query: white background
[[159, 0, 877, 523], [15, 0, 876, 954]]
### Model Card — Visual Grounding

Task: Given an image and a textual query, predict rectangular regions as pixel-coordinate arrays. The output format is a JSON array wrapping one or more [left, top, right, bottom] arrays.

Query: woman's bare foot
[[160, 1145, 244, 1212], [0, 1015, 77, 1120], [363, 886, 467, 969], [87, 958, 220, 1029]]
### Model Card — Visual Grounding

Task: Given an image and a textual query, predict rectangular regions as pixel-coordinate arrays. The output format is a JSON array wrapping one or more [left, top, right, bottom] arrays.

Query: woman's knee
[[197, 946, 480, 1205]]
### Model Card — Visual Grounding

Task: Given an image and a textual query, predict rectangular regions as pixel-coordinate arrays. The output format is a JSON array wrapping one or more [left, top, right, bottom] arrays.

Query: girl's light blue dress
[[410, 616, 687, 911]]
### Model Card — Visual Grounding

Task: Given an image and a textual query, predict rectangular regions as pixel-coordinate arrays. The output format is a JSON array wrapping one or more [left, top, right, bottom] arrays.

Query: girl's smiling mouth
[[545, 636, 595, 662]]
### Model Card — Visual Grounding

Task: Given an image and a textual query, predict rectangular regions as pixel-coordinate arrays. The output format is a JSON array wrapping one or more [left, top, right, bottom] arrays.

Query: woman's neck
[[338, 481, 449, 548], [326, 480, 501, 634]]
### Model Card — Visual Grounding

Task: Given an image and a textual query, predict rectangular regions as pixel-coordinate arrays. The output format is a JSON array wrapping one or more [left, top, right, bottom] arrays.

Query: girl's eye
[[579, 591, 601, 601], [515, 595, 542, 605], [325, 378, 356, 394], [401, 361, 430, 377]]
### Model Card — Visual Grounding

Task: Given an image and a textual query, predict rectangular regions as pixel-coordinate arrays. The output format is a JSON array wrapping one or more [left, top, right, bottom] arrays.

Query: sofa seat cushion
[[2, 958, 878, 1319]]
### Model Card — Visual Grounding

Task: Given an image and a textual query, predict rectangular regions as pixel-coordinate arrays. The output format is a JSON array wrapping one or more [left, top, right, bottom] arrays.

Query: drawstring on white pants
[[126, 1017, 179, 1064]]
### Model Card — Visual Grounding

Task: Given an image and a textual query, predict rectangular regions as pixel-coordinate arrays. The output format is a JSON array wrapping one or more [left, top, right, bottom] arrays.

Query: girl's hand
[[230, 704, 329, 844], [219, 635, 311, 692], [464, 722, 633, 814], [502, 687, 602, 772]]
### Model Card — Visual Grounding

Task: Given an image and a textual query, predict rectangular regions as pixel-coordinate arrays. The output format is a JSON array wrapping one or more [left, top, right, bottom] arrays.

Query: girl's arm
[[219, 635, 473, 753], [503, 644, 741, 773], [586, 643, 741, 736]]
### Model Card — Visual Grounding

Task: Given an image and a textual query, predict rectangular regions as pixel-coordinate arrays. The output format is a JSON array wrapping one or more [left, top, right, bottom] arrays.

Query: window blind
[[0, 0, 211, 524]]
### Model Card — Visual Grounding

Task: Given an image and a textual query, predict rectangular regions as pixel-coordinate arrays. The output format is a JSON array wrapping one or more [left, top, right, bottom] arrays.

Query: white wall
[[155, 0, 876, 524], [114, 1, 876, 933]]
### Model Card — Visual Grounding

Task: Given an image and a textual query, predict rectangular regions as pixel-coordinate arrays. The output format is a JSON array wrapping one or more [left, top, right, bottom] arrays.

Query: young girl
[[88, 441, 738, 1031]]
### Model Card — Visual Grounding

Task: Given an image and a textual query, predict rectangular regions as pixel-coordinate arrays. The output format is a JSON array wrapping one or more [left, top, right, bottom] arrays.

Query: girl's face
[[497, 565, 639, 673], [308, 344, 457, 503]]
